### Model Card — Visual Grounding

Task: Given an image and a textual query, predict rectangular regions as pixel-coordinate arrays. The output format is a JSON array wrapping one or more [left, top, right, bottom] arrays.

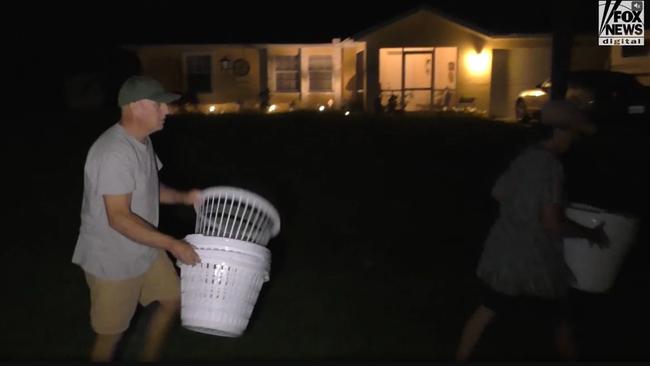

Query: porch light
[[268, 104, 277, 113], [318, 105, 325, 112], [209, 105, 216, 113], [466, 51, 489, 76], [220, 56, 231, 71], [344, 111, 350, 116]]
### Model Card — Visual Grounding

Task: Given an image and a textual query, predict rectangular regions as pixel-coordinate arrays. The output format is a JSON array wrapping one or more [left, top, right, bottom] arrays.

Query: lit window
[[275, 55, 300, 92], [309, 55, 333, 92]]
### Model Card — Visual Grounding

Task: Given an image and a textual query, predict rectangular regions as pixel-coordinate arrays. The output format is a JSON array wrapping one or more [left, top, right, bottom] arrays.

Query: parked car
[[515, 71, 649, 124]]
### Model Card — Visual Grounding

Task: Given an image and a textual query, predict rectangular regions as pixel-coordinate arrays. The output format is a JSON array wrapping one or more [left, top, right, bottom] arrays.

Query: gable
[[354, 9, 490, 47]]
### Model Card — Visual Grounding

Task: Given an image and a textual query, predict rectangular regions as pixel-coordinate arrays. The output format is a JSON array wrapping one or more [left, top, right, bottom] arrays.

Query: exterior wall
[[571, 36, 611, 71], [489, 47, 552, 119], [490, 33, 614, 74], [136, 44, 261, 107], [136, 42, 364, 112], [136, 46, 188, 92], [609, 30, 650, 85]]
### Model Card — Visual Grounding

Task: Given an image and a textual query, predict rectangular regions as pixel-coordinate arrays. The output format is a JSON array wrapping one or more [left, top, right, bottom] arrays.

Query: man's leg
[[90, 333, 123, 362], [138, 250, 182, 362], [85, 273, 141, 362], [140, 297, 181, 362]]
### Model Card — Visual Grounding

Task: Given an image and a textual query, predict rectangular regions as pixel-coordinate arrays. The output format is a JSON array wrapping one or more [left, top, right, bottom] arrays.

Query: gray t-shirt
[[72, 123, 163, 280], [476, 144, 574, 299]]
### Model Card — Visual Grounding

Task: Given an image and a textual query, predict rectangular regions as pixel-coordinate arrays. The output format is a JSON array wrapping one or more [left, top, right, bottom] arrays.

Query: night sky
[[20, 0, 598, 45]]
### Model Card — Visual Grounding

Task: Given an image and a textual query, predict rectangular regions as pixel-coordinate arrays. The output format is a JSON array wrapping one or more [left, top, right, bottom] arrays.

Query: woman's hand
[[588, 222, 610, 249]]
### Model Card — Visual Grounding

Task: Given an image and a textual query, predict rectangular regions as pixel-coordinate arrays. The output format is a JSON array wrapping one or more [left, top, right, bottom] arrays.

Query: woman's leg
[[456, 304, 496, 361], [554, 319, 578, 360]]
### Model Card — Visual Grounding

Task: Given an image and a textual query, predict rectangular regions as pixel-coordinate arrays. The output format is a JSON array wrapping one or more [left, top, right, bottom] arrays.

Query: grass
[[3, 110, 648, 361]]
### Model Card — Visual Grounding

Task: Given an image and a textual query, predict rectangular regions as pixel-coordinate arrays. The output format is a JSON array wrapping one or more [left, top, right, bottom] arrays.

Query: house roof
[[350, 4, 494, 40], [348, 3, 603, 41]]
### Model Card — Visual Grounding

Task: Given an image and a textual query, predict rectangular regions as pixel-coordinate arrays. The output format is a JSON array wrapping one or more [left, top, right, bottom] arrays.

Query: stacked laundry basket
[[177, 186, 281, 337], [563, 203, 639, 293]]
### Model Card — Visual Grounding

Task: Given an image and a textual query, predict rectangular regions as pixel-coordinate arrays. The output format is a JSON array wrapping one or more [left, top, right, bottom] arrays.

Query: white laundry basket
[[178, 234, 271, 337], [563, 203, 639, 293], [195, 186, 281, 246]]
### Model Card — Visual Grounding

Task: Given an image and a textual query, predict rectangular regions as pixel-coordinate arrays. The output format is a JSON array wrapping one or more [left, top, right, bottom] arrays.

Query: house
[[130, 41, 365, 114], [347, 6, 610, 119], [129, 5, 641, 119]]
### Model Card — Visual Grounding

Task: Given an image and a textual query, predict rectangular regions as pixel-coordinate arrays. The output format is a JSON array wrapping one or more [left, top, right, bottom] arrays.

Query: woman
[[456, 100, 609, 361]]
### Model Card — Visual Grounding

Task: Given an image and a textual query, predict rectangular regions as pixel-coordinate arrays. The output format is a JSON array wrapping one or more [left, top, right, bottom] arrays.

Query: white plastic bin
[[195, 186, 281, 246], [178, 234, 271, 337], [564, 203, 639, 293]]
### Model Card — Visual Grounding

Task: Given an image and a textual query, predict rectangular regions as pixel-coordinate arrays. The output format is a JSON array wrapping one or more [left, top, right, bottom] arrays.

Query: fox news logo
[[598, 0, 645, 45]]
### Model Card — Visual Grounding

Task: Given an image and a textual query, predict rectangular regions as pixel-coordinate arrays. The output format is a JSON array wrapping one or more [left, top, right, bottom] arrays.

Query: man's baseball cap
[[118, 75, 180, 106]]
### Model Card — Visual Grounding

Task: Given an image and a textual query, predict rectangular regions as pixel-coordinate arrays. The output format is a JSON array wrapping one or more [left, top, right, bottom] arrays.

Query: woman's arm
[[540, 203, 609, 248]]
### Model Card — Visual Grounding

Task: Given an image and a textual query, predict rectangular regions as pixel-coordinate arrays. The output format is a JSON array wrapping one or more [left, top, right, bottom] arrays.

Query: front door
[[403, 52, 433, 111]]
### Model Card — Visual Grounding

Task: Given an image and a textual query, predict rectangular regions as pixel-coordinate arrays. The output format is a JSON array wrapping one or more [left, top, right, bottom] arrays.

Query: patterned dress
[[476, 144, 575, 299]]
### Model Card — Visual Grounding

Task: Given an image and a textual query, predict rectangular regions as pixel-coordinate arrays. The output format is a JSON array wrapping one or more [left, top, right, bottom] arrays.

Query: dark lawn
[[3, 110, 648, 361]]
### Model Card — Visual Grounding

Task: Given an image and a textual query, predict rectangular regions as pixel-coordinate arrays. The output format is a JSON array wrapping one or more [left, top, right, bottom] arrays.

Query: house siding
[[136, 42, 363, 111]]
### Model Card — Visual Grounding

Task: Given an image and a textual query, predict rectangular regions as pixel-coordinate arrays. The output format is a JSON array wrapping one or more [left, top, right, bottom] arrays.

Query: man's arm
[[103, 193, 200, 265], [160, 184, 201, 206]]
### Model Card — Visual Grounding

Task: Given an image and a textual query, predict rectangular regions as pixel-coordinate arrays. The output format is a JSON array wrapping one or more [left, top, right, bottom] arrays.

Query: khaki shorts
[[85, 250, 180, 335]]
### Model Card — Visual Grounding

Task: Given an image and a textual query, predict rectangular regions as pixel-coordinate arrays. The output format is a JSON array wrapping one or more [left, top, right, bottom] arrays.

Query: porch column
[[333, 44, 342, 108], [365, 45, 380, 112], [259, 48, 268, 93], [300, 48, 308, 104]]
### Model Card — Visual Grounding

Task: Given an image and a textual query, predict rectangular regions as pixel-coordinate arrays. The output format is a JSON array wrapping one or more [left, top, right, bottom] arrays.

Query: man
[[72, 75, 201, 362]]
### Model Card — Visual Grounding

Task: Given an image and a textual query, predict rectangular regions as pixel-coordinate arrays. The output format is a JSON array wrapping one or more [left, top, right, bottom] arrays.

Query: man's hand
[[169, 239, 201, 265], [160, 184, 202, 206], [183, 189, 202, 207]]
